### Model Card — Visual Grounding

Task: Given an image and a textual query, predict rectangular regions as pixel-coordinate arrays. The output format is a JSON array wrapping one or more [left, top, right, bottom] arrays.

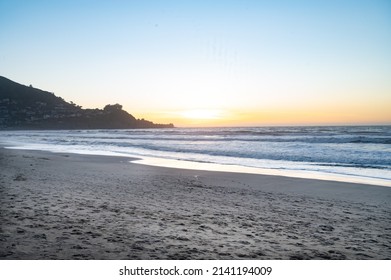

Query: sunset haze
[[1, 0, 390, 126]]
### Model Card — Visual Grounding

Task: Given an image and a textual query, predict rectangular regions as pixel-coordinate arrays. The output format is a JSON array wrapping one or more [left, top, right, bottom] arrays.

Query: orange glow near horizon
[[122, 84, 391, 127], [133, 99, 391, 127]]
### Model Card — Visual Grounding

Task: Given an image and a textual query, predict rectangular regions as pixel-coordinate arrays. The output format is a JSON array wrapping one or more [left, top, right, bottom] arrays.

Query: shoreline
[[133, 156, 391, 188], [4, 146, 391, 188], [1, 147, 390, 259]]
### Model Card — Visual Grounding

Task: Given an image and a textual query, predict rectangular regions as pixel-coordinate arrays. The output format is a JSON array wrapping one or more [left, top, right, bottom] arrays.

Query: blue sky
[[1, 0, 390, 125]]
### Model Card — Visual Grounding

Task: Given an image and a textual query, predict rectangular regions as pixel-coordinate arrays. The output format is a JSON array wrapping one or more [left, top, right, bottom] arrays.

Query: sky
[[1, 0, 390, 127]]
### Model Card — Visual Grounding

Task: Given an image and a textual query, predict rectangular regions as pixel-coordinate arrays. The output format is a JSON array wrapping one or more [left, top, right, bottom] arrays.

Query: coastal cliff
[[0, 76, 174, 129]]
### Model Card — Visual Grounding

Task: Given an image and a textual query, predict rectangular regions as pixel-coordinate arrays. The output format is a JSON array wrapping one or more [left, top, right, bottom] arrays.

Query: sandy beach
[[0, 147, 390, 260]]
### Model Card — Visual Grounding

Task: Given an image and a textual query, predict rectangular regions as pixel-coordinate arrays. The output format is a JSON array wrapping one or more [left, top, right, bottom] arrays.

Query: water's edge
[[4, 146, 391, 187]]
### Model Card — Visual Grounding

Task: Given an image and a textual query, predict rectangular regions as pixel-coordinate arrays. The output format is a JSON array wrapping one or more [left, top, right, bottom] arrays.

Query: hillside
[[0, 76, 174, 129]]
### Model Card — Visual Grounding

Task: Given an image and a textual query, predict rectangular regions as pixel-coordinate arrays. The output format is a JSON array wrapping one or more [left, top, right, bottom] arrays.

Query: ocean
[[1, 126, 390, 186]]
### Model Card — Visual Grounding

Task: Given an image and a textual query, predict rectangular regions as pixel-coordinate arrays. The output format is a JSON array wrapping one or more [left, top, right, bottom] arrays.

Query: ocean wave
[[1, 126, 391, 178]]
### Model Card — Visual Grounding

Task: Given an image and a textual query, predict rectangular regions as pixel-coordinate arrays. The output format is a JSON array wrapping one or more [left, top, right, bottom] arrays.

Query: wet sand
[[0, 148, 390, 259]]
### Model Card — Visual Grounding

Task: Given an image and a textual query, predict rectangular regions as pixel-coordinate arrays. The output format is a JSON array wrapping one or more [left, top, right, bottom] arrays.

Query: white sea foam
[[1, 126, 391, 187]]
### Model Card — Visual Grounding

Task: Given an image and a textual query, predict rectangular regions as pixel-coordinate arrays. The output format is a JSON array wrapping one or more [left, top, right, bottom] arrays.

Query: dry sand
[[0, 148, 390, 259]]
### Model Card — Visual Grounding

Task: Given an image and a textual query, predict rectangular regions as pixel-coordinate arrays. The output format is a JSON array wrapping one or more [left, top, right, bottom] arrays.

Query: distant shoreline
[[0, 76, 174, 129]]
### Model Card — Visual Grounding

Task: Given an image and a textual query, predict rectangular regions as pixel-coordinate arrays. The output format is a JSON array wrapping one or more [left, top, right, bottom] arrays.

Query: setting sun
[[181, 109, 223, 120]]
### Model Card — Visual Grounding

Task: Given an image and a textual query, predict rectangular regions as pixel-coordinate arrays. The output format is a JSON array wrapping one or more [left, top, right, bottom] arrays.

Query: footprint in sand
[[13, 174, 27, 181]]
